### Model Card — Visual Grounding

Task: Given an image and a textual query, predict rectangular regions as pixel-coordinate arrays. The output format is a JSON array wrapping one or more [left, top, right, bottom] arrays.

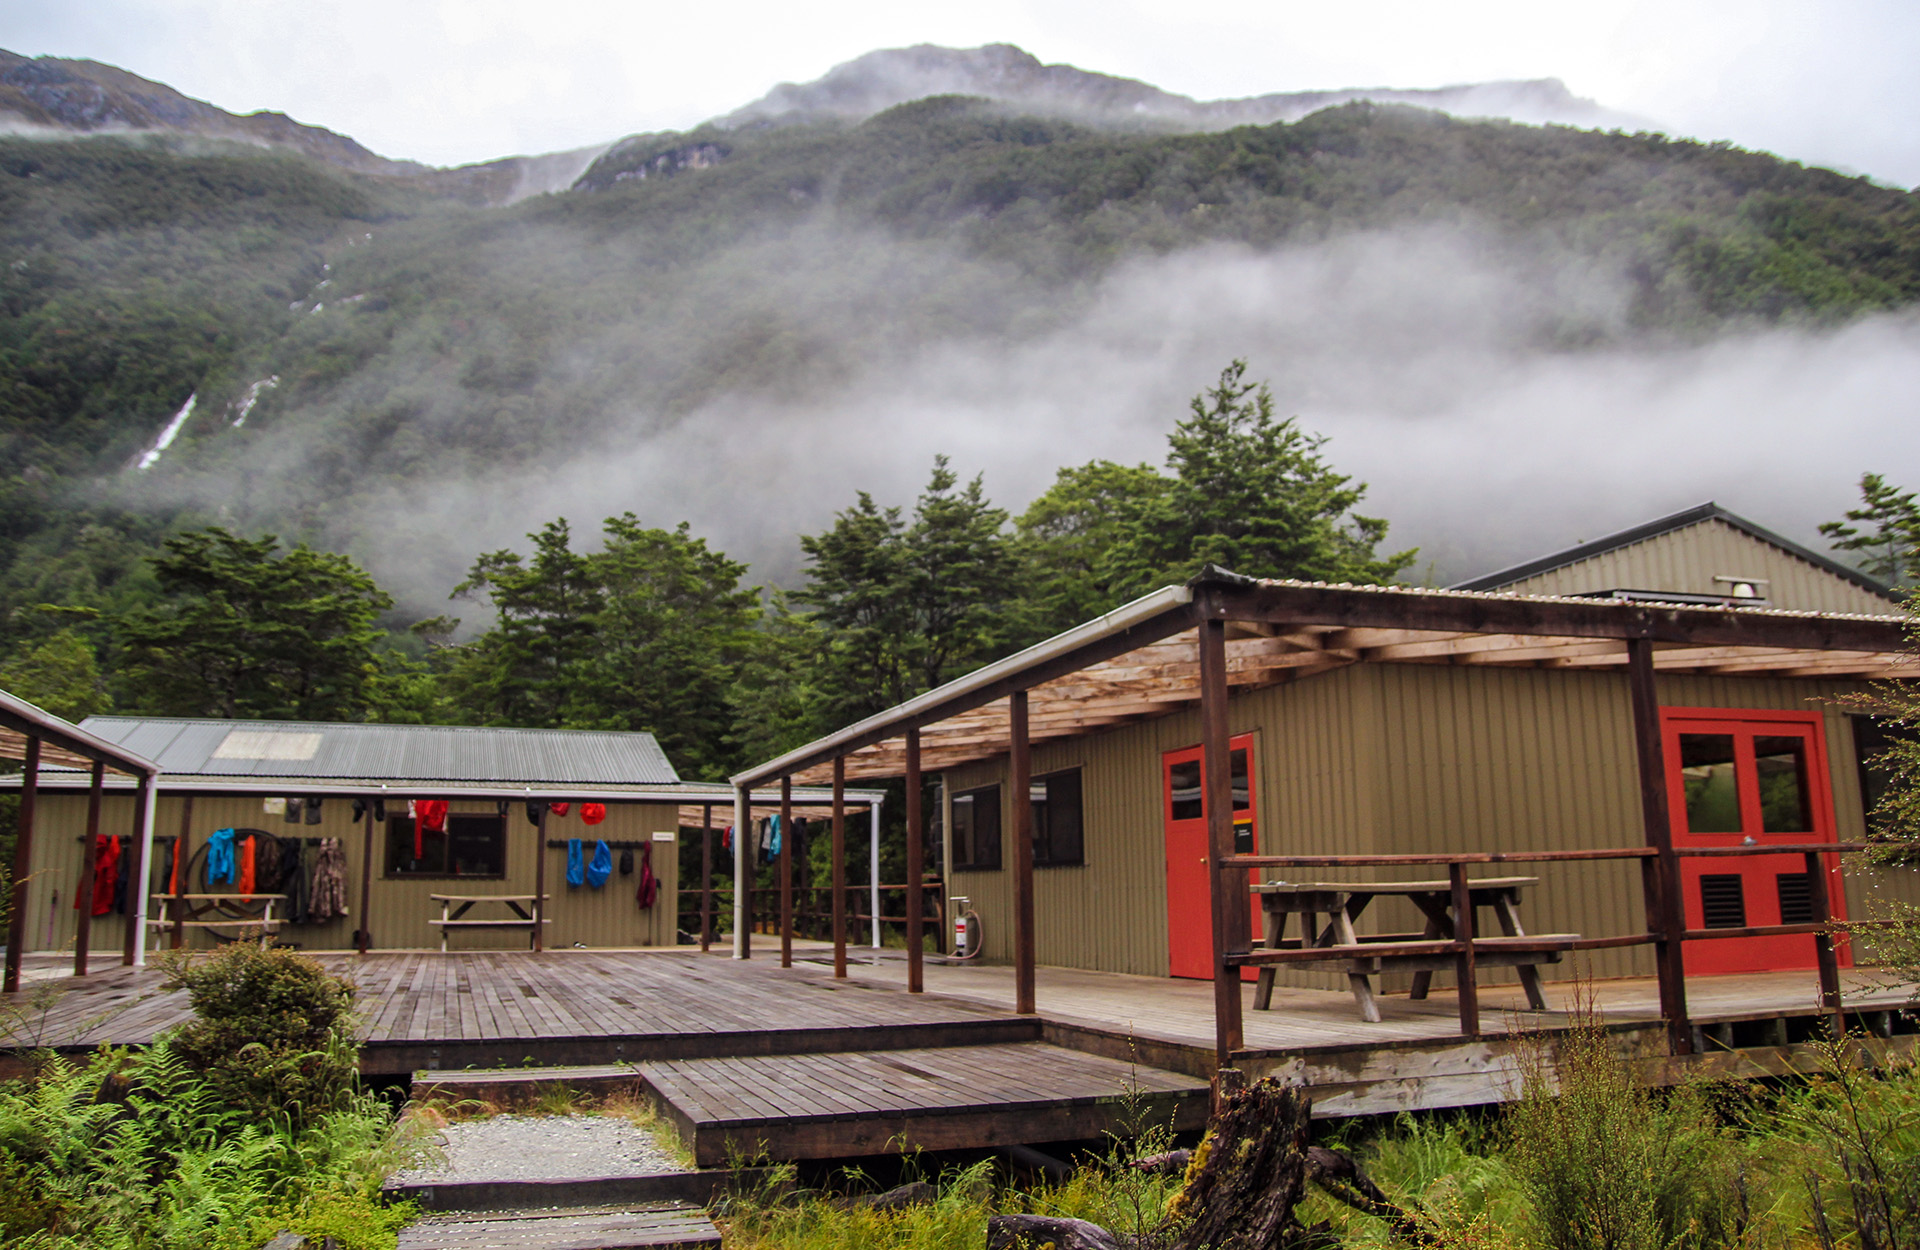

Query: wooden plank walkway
[[639, 1041, 1210, 1166], [397, 1203, 718, 1250]]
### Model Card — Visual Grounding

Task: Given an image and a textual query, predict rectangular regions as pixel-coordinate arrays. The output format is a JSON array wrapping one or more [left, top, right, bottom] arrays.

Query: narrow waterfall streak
[[135, 393, 197, 471]]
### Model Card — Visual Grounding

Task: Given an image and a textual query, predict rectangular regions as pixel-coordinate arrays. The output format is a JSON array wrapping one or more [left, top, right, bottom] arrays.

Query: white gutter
[[730, 583, 1194, 786], [132, 775, 159, 968], [2, 776, 884, 805]]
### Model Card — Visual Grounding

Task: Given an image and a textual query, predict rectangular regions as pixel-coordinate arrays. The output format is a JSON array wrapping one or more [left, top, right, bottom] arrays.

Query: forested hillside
[[2, 86, 1919, 770]]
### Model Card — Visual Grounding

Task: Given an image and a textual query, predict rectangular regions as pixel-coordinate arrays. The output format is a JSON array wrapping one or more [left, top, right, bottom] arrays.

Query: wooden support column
[[1198, 613, 1246, 1069], [732, 785, 750, 959], [832, 756, 847, 978], [1627, 636, 1691, 1054], [905, 727, 924, 994], [779, 779, 793, 968], [1808, 848, 1845, 1036], [123, 773, 153, 967], [1449, 862, 1480, 1035], [170, 795, 194, 951], [356, 799, 375, 954], [699, 802, 713, 953], [3, 736, 41, 994], [531, 805, 548, 953], [1011, 690, 1036, 1015], [72, 761, 105, 978]]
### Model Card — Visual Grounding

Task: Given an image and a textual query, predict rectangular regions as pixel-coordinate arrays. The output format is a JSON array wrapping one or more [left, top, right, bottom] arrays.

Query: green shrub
[[1506, 1023, 1743, 1250], [158, 942, 358, 1130]]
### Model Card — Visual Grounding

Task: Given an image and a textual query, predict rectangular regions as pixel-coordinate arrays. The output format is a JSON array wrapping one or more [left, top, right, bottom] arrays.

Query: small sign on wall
[[651, 830, 677, 842]]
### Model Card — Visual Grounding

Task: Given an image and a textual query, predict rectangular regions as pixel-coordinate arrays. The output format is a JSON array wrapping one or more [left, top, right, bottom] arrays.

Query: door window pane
[[1168, 759, 1202, 821], [1679, 734, 1742, 832], [1754, 735, 1814, 833], [1231, 748, 1251, 811]]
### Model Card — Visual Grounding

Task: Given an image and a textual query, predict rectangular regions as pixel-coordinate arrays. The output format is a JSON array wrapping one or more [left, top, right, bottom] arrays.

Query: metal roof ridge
[[1238, 574, 1909, 622], [1446, 501, 1898, 600]]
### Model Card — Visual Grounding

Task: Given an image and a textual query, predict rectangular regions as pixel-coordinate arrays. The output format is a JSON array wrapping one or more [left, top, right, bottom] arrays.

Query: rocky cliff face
[[719, 43, 1643, 133]]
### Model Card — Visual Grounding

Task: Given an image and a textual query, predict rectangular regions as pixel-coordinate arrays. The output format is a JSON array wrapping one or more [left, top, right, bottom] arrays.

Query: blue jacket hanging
[[566, 838, 584, 887], [586, 839, 613, 889], [205, 828, 237, 886], [768, 815, 782, 859]]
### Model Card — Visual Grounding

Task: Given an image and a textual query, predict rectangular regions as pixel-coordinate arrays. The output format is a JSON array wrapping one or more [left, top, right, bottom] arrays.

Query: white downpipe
[[732, 784, 749, 959], [132, 776, 160, 967], [869, 796, 884, 954]]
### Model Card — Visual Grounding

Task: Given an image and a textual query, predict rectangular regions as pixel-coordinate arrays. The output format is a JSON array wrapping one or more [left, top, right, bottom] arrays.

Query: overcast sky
[[10, 0, 1920, 185]]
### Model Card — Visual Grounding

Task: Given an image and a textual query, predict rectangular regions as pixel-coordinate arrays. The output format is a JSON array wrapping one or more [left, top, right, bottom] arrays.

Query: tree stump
[[1164, 1076, 1316, 1250]]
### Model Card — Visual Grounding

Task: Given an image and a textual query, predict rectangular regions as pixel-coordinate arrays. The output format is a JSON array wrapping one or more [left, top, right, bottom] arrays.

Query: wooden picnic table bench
[[1250, 876, 1577, 1022], [428, 894, 551, 952], [149, 893, 287, 947]]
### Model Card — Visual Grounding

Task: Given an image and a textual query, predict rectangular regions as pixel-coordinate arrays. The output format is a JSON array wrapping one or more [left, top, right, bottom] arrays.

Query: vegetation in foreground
[[717, 1022, 1920, 1250], [0, 944, 421, 1250]]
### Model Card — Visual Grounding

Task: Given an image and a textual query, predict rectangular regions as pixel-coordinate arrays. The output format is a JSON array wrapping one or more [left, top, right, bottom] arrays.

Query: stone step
[[397, 1202, 719, 1250]]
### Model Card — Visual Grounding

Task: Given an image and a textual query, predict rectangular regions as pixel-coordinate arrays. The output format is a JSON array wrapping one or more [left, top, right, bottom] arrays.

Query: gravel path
[[391, 1114, 687, 1183]]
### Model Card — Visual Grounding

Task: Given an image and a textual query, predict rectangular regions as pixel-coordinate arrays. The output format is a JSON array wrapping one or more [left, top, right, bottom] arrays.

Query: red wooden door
[[1661, 708, 1848, 975], [1164, 735, 1261, 979]]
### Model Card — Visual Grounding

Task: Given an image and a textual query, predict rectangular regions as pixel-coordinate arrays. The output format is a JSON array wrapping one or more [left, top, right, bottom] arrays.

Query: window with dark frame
[[951, 784, 1001, 871], [1852, 714, 1914, 834], [385, 813, 507, 878], [1029, 768, 1084, 867]]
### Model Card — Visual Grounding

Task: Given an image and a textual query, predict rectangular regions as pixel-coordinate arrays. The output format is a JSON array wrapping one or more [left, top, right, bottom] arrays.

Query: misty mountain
[[2, 48, 1918, 645], [721, 43, 1642, 133]]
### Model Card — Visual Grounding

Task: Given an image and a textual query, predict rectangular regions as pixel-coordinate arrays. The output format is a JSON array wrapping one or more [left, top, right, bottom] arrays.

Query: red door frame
[[1164, 734, 1261, 979], [1660, 706, 1849, 975]]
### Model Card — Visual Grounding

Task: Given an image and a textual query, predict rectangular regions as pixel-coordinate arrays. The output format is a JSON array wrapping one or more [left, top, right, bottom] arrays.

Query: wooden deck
[[642, 1041, 1209, 1166], [5, 946, 1914, 1138], [397, 1203, 719, 1250]]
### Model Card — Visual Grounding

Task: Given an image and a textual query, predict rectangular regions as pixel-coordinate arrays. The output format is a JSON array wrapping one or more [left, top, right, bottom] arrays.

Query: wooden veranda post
[[1626, 636, 1691, 1054], [779, 778, 793, 968], [171, 795, 194, 950], [905, 727, 924, 994], [1808, 848, 1845, 1036], [700, 802, 713, 953], [357, 800, 375, 955], [3, 735, 40, 994], [1448, 862, 1480, 1035], [122, 772, 152, 967], [531, 804, 548, 953], [732, 785, 751, 959], [832, 756, 847, 978], [1011, 690, 1036, 1015], [73, 761, 105, 977], [1197, 611, 1246, 1068]]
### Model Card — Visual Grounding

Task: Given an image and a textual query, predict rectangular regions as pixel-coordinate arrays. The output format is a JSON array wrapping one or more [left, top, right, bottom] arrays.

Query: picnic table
[[1250, 876, 1574, 1022], [149, 893, 286, 947], [428, 894, 550, 952]]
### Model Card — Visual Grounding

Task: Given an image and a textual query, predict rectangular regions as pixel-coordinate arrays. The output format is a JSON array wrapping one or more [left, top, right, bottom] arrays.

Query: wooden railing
[[678, 881, 947, 953], [1218, 843, 1878, 1039]]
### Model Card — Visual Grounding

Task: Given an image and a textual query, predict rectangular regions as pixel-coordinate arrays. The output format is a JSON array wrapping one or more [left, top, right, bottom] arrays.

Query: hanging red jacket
[[85, 836, 121, 917], [412, 799, 449, 856], [550, 802, 571, 817], [580, 802, 606, 826], [237, 835, 257, 896], [636, 845, 658, 909]]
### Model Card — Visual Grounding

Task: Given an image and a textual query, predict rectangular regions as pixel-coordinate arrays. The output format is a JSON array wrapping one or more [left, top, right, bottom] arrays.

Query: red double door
[[1661, 707, 1848, 975], [1163, 735, 1262, 980]]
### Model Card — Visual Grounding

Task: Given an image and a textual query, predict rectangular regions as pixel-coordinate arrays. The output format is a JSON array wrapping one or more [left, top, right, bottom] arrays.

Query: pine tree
[[1822, 472, 1920, 590]]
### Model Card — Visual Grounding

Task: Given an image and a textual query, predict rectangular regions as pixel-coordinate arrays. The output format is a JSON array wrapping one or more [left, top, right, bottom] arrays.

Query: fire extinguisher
[[951, 897, 982, 960]]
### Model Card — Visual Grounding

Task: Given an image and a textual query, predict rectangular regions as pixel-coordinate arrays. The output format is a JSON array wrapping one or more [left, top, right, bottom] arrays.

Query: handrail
[[1220, 848, 1656, 868]]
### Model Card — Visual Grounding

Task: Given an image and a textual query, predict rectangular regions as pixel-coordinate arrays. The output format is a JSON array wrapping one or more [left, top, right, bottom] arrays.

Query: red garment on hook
[[580, 802, 606, 826], [550, 802, 571, 817], [412, 799, 449, 856]]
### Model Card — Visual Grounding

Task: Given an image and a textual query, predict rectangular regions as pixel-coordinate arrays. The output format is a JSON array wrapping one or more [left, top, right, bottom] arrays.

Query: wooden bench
[[149, 893, 286, 947], [1251, 878, 1578, 1022], [427, 894, 550, 952]]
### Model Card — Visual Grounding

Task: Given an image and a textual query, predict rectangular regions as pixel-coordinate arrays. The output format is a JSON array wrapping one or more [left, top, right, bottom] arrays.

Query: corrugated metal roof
[[72, 717, 680, 785]]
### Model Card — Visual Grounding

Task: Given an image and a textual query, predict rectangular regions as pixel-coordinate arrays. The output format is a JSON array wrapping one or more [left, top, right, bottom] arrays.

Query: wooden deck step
[[639, 1041, 1210, 1166], [397, 1202, 718, 1249]]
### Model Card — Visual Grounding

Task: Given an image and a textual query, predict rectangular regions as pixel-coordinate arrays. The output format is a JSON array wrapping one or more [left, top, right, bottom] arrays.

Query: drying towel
[[580, 802, 606, 826], [566, 838, 584, 887], [587, 840, 612, 889], [308, 838, 349, 922], [205, 828, 237, 886], [237, 835, 257, 896]]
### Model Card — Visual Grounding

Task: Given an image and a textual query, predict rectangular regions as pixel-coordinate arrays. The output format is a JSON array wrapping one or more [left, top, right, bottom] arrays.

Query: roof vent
[[212, 730, 322, 761]]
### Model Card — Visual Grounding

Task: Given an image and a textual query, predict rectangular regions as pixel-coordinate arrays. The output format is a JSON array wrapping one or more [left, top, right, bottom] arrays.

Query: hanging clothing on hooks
[[566, 838, 585, 887], [586, 840, 612, 889], [309, 839, 349, 922]]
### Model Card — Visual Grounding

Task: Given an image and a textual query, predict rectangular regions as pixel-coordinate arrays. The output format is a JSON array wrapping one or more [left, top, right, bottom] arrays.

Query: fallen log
[[987, 1214, 1131, 1250]]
